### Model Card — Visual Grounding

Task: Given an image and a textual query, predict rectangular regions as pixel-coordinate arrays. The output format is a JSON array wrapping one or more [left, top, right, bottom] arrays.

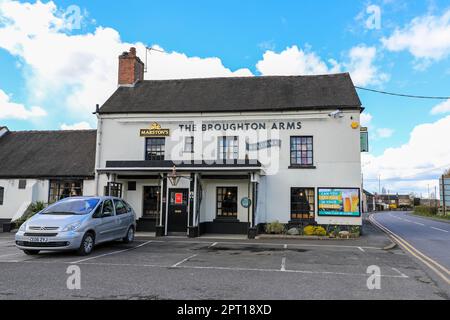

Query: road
[[0, 221, 448, 300], [371, 211, 450, 292]]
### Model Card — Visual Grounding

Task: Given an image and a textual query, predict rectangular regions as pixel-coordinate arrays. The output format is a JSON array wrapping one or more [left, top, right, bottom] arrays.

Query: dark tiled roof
[[0, 130, 97, 178], [99, 73, 362, 114]]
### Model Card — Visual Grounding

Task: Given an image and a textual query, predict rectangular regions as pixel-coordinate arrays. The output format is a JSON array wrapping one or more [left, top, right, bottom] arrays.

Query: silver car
[[15, 196, 137, 256]]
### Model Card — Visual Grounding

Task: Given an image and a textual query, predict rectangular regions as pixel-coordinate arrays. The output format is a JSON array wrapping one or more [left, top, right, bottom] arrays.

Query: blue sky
[[0, 0, 450, 195]]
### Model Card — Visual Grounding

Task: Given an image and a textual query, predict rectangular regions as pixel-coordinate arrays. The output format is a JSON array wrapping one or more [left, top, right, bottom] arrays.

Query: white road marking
[[171, 254, 198, 268], [431, 227, 449, 233], [358, 247, 365, 252], [0, 252, 23, 258], [281, 257, 286, 271], [70, 240, 154, 264], [391, 267, 408, 278], [413, 222, 425, 226], [403, 219, 412, 223], [284, 244, 288, 249], [208, 242, 218, 248]]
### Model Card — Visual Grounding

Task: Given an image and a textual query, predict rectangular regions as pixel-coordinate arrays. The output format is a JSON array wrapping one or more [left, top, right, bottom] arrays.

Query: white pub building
[[94, 48, 363, 238]]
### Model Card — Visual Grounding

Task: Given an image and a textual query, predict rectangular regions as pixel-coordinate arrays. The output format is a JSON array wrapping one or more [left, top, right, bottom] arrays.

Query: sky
[[0, 0, 450, 197]]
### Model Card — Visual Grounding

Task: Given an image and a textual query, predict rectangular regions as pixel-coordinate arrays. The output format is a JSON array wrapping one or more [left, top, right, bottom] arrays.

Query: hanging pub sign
[[140, 122, 170, 137], [246, 139, 282, 151]]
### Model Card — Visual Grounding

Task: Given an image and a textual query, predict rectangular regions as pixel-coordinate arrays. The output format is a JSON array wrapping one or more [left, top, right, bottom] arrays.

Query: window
[[49, 180, 83, 204], [114, 199, 128, 215], [184, 136, 194, 153], [146, 138, 165, 160], [291, 188, 315, 220], [0, 187, 4, 205], [218, 136, 239, 160], [127, 181, 136, 191], [102, 199, 115, 217], [18, 180, 26, 189], [290, 136, 313, 166], [216, 187, 238, 219], [143, 186, 160, 218], [104, 182, 123, 198]]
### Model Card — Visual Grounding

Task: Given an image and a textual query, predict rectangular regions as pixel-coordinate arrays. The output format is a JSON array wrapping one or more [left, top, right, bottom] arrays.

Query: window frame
[[145, 137, 166, 161], [127, 181, 137, 191], [218, 136, 239, 160], [113, 199, 128, 216], [290, 136, 314, 167], [48, 180, 84, 204], [290, 187, 316, 220], [216, 186, 238, 220], [18, 180, 27, 190], [184, 136, 194, 153], [142, 186, 161, 218], [0, 186, 4, 205]]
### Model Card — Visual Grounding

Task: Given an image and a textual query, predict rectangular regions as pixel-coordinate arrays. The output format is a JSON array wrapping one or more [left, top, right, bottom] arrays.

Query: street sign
[[360, 127, 369, 152], [440, 177, 450, 213]]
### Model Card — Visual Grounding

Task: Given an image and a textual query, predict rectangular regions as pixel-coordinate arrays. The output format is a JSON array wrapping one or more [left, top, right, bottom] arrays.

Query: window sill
[[289, 165, 316, 169]]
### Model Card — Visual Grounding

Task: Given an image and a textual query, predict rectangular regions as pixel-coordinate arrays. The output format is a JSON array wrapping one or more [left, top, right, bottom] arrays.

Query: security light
[[328, 109, 344, 119]]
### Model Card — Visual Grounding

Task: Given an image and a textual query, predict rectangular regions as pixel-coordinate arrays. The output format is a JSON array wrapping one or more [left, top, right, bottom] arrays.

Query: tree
[[444, 168, 450, 178]]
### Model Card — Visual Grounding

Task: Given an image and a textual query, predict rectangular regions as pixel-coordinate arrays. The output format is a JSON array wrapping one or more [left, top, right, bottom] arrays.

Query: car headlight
[[19, 222, 27, 232], [62, 222, 82, 232]]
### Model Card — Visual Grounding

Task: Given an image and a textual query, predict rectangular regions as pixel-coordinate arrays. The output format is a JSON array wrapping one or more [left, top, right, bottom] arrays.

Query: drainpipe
[[94, 104, 102, 196]]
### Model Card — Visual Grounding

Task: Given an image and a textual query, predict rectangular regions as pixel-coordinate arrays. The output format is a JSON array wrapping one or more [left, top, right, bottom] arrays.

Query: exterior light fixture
[[328, 109, 344, 119]]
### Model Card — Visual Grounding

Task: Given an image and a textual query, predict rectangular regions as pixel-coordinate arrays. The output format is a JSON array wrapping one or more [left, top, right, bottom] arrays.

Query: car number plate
[[28, 237, 49, 243]]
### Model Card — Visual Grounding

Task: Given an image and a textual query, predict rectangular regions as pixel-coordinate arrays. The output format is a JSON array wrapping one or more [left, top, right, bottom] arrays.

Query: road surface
[[371, 211, 450, 291]]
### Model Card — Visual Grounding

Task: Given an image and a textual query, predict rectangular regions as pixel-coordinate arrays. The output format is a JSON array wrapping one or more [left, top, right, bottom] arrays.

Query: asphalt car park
[[0, 224, 448, 300]]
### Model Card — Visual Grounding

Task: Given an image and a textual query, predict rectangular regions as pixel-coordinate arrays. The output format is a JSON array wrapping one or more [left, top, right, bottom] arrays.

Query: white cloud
[[381, 9, 450, 67], [0, 89, 46, 120], [0, 0, 252, 125], [344, 45, 389, 86], [256, 45, 388, 86], [362, 115, 450, 194], [376, 128, 394, 138], [256, 45, 341, 76], [360, 112, 373, 127], [60, 121, 92, 130], [431, 99, 450, 115]]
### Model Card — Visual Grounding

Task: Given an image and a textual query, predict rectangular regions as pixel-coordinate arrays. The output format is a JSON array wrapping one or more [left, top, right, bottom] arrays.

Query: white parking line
[[358, 247, 365, 252], [280, 257, 286, 271], [431, 227, 449, 233], [171, 254, 198, 268], [0, 252, 23, 258], [208, 242, 218, 248], [70, 240, 154, 264], [175, 265, 408, 278], [284, 244, 288, 249], [391, 267, 408, 278]]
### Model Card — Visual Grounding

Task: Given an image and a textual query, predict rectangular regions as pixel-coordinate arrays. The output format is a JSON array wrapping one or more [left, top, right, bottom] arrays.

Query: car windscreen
[[42, 198, 100, 215]]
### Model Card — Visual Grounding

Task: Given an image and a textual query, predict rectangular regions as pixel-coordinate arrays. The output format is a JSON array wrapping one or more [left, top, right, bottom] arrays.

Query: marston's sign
[[140, 123, 170, 137]]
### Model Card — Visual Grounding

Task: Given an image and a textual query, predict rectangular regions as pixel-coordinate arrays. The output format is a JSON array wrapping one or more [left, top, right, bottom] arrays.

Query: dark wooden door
[[167, 189, 189, 233]]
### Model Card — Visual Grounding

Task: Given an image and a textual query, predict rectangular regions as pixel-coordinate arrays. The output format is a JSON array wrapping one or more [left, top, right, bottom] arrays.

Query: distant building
[[362, 190, 375, 212]]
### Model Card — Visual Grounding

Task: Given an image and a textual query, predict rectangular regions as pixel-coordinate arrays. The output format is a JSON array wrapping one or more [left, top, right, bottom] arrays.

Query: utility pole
[[378, 174, 381, 194]]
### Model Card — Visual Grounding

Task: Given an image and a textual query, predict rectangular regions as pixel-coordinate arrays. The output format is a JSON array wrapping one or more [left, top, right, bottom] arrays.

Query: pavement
[[0, 220, 448, 300], [370, 211, 450, 295]]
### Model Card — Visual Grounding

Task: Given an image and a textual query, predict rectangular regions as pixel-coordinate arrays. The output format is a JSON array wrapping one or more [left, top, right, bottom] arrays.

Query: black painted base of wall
[[136, 217, 157, 232], [155, 226, 165, 237], [0, 219, 12, 233], [188, 226, 199, 238], [247, 227, 257, 239], [199, 221, 250, 235]]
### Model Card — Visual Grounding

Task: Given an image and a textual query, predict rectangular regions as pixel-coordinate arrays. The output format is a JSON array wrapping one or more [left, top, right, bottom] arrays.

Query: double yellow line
[[369, 214, 450, 286]]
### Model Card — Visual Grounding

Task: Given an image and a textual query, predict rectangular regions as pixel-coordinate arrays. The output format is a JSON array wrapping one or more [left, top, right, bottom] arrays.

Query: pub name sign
[[140, 123, 170, 137]]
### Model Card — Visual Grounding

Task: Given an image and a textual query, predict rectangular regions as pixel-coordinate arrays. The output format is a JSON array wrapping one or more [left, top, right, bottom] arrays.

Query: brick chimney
[[118, 47, 144, 86]]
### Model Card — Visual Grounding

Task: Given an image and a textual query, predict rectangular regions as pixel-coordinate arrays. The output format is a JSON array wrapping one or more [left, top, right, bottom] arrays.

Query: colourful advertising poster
[[318, 188, 360, 217]]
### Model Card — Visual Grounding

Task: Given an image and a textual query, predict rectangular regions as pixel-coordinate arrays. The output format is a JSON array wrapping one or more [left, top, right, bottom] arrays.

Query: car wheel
[[77, 232, 95, 256], [123, 226, 135, 244], [23, 250, 40, 255]]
